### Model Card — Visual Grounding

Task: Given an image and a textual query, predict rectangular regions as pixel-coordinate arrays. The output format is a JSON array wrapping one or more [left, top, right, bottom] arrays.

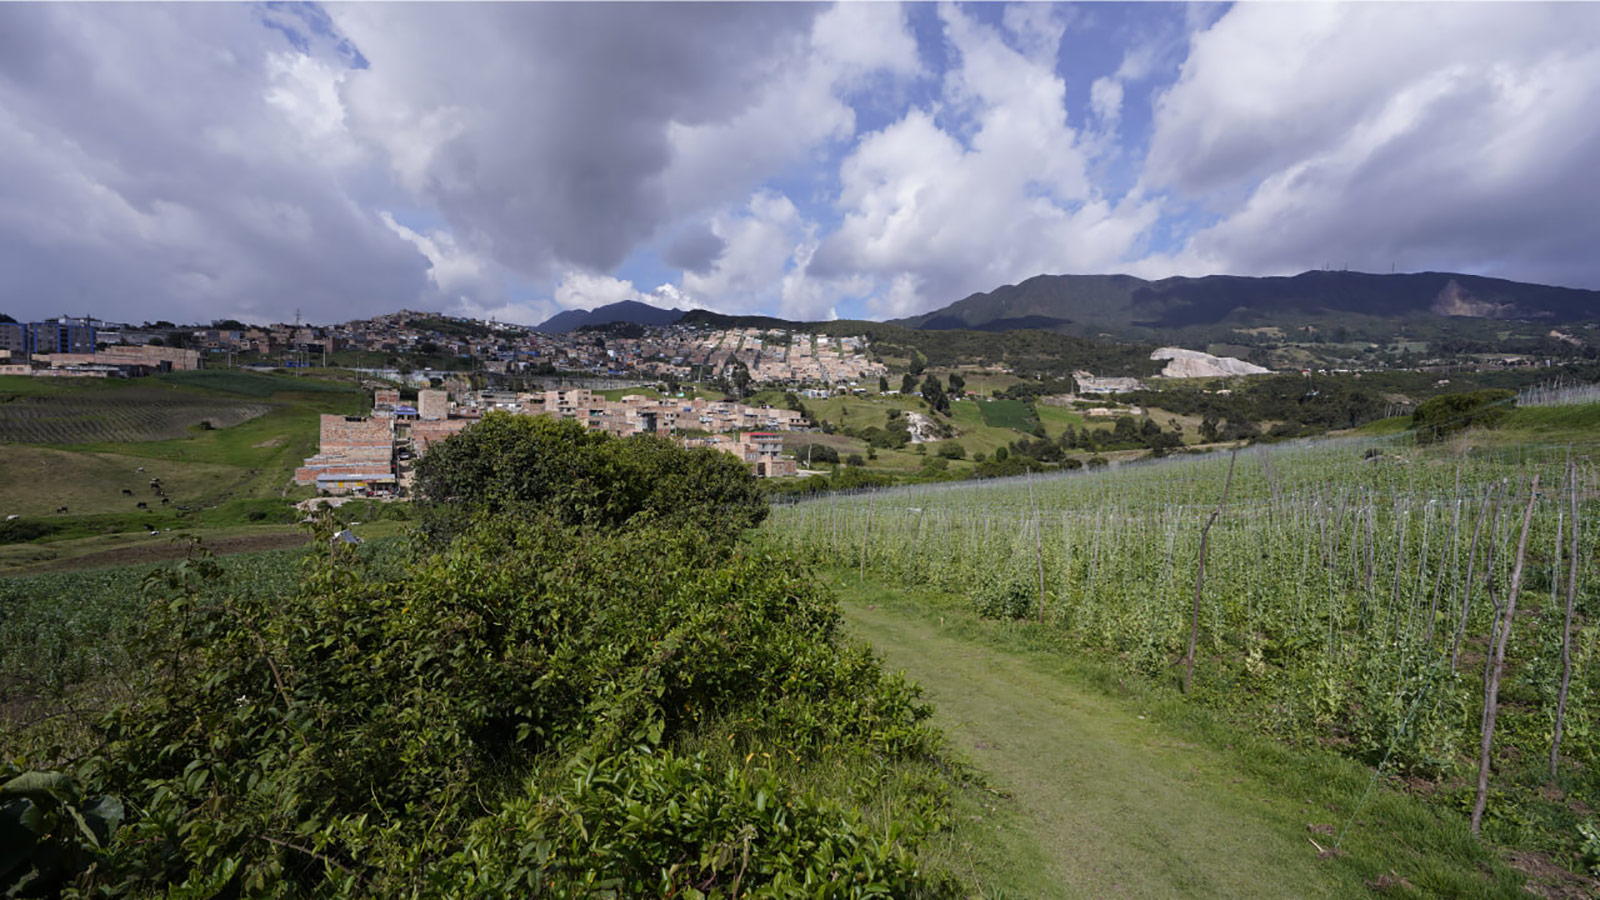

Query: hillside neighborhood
[[0, 312, 886, 386], [295, 386, 811, 493]]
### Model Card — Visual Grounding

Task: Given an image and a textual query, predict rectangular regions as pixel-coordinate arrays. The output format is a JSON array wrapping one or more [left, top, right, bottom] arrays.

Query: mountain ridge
[[894, 270, 1600, 340], [533, 300, 687, 333]]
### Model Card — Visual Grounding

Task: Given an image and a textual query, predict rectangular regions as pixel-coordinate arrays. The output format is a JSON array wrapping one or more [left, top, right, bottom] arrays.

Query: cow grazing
[[56, 506, 68, 513], [122, 489, 134, 496], [136, 502, 148, 509]]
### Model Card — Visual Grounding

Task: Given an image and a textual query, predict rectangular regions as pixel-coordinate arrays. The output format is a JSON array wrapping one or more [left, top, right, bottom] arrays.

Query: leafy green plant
[[0, 765, 124, 896], [972, 567, 1034, 621], [1580, 820, 1600, 877]]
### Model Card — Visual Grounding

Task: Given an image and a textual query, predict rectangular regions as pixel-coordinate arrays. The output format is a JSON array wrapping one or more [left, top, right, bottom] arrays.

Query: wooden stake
[[1471, 475, 1538, 835], [1185, 448, 1238, 695], [1551, 462, 1579, 778]]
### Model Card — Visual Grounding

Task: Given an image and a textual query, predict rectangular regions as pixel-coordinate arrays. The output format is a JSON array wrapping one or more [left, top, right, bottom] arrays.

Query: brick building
[[294, 414, 396, 493], [418, 388, 449, 421]]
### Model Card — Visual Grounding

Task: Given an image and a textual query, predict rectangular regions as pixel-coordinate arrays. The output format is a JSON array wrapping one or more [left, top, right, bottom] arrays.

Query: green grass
[[1, 372, 366, 534], [832, 572, 1532, 899], [0, 446, 273, 518], [977, 398, 1039, 432], [1352, 415, 1414, 436], [1501, 402, 1600, 436], [1033, 402, 1086, 438], [595, 386, 665, 401], [154, 370, 359, 397]]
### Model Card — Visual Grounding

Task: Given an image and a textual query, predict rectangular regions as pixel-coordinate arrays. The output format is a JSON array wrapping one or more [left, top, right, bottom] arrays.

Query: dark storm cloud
[[1144, 3, 1600, 290], [332, 3, 823, 280], [662, 223, 727, 276]]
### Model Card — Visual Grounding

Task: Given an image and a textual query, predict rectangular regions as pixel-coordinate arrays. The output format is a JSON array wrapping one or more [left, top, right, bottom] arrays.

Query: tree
[[414, 413, 766, 540], [908, 350, 926, 376], [730, 360, 751, 398], [878, 375, 889, 393], [947, 372, 965, 395], [1412, 389, 1514, 444], [921, 374, 949, 414], [901, 373, 917, 395]]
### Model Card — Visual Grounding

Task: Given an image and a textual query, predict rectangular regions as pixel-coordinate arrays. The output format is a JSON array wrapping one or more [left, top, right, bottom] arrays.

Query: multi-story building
[[0, 323, 27, 358], [27, 321, 97, 355], [294, 415, 397, 493], [418, 389, 449, 421]]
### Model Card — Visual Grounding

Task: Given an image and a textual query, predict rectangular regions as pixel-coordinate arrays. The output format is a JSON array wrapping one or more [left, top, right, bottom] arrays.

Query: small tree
[[921, 374, 949, 414], [901, 373, 917, 395]]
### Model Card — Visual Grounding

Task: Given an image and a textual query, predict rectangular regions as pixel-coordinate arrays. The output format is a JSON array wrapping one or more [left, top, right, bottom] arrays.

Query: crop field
[[766, 424, 1600, 865], [0, 388, 274, 444], [0, 538, 406, 741], [976, 397, 1040, 432]]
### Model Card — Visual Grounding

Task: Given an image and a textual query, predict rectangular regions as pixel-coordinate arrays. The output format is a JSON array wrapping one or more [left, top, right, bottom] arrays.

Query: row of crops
[[0, 392, 273, 444], [765, 433, 1599, 852]]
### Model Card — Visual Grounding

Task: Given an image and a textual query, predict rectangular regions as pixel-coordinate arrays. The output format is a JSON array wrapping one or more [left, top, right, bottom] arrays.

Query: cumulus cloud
[[0, 4, 431, 324], [682, 191, 829, 319], [6, 1, 1600, 327], [807, 4, 1157, 317], [1144, 3, 1600, 287], [330, 4, 823, 282]]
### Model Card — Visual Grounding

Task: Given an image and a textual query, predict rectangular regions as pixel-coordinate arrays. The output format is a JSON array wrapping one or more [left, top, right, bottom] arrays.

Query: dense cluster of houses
[[1, 311, 884, 391], [295, 387, 807, 493]]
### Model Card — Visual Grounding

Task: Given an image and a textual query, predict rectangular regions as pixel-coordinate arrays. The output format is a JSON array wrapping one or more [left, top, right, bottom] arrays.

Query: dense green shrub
[[973, 567, 1035, 620], [1412, 388, 1515, 443], [793, 442, 840, 465], [433, 749, 954, 898], [32, 516, 947, 896], [0, 518, 57, 544], [0, 766, 124, 896], [413, 413, 766, 540]]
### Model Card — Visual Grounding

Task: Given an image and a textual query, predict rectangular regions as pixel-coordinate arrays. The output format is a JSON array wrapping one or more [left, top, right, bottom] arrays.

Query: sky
[[4, 1, 1600, 327]]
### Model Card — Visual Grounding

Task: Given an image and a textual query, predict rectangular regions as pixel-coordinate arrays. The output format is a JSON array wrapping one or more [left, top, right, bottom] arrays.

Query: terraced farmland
[[0, 390, 274, 444]]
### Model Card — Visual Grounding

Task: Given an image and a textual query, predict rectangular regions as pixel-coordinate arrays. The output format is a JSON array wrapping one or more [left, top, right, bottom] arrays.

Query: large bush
[[32, 519, 950, 896], [1411, 388, 1514, 443], [412, 412, 767, 539]]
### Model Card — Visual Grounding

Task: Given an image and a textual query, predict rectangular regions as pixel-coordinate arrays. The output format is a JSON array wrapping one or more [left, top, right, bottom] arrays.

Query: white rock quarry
[[903, 411, 943, 444], [1151, 347, 1271, 378]]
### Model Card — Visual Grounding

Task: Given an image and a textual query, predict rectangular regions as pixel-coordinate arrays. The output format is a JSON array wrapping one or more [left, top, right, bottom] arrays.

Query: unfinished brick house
[[294, 415, 397, 493]]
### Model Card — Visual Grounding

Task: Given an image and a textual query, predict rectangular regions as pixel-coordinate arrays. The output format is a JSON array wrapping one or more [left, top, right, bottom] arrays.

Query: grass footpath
[[830, 573, 1530, 899]]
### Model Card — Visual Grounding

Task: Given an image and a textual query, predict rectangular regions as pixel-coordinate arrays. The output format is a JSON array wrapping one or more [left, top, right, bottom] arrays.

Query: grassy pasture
[[0, 446, 261, 517], [154, 369, 359, 397], [976, 397, 1039, 432], [0, 372, 366, 546]]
